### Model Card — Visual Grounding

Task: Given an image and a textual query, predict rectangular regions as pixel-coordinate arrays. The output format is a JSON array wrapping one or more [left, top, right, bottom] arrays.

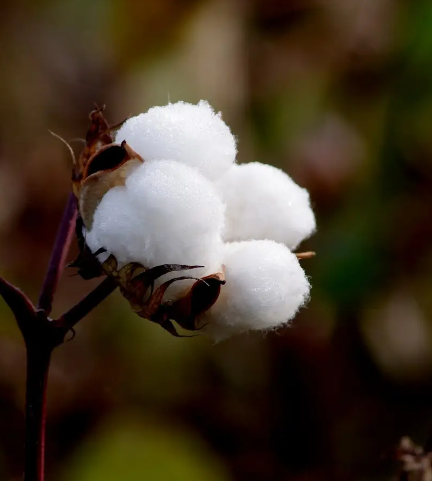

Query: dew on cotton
[[115, 101, 237, 181], [216, 162, 316, 250]]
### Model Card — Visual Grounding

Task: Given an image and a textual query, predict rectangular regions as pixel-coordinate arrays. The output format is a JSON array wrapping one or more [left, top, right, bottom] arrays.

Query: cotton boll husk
[[115, 101, 237, 181], [216, 163, 316, 250], [86, 159, 225, 300], [202, 240, 310, 341]]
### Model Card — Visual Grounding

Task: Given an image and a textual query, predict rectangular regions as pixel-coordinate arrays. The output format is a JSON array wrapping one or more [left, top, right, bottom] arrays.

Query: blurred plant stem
[[37, 194, 78, 315], [0, 194, 118, 481]]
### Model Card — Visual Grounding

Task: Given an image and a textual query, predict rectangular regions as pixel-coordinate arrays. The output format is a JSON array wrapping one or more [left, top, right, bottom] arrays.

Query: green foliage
[[61, 417, 231, 481]]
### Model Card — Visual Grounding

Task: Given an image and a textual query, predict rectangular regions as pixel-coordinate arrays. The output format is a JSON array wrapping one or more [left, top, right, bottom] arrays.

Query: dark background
[[1, 0, 432, 480]]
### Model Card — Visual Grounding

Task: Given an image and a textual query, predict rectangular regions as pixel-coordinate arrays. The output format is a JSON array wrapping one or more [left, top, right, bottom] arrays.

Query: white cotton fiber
[[216, 163, 316, 250], [85, 160, 225, 298], [115, 101, 237, 181], [202, 240, 310, 341]]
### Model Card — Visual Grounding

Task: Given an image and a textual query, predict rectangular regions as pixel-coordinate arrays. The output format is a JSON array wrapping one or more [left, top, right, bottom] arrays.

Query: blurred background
[[1, 0, 432, 479]]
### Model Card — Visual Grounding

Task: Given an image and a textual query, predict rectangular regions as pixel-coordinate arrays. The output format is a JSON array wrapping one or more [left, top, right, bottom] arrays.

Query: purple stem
[[24, 344, 52, 481], [59, 277, 118, 329], [0, 192, 118, 481], [0, 276, 35, 336], [37, 194, 77, 315]]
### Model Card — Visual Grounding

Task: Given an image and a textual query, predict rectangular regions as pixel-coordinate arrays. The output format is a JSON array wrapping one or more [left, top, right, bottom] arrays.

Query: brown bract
[[72, 104, 130, 196], [71, 106, 226, 336]]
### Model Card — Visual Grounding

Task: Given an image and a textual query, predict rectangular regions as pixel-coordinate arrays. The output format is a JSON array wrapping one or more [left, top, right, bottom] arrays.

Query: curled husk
[[71, 106, 226, 336]]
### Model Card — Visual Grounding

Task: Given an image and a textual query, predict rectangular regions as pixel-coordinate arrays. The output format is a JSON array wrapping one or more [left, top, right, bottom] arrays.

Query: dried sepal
[[101, 255, 145, 289], [133, 276, 202, 321], [69, 216, 104, 280], [73, 105, 115, 196], [73, 106, 131, 189], [126, 264, 204, 307], [98, 254, 221, 336], [73, 106, 143, 230], [92, 250, 225, 336], [79, 142, 143, 229], [159, 319, 197, 338], [68, 249, 104, 281], [167, 270, 226, 331]]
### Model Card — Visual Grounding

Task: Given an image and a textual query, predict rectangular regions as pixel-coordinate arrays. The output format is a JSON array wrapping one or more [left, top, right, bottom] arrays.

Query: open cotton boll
[[202, 240, 310, 341], [85, 189, 143, 267], [115, 101, 237, 181], [85, 159, 225, 299], [216, 163, 316, 250]]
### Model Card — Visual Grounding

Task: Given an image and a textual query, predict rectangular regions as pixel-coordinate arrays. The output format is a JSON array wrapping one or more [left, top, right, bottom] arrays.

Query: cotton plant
[[0, 100, 315, 480], [74, 100, 316, 339]]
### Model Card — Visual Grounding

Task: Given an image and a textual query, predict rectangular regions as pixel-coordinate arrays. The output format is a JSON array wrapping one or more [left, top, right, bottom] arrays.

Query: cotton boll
[[85, 188, 141, 267], [124, 160, 224, 269], [203, 240, 310, 341], [217, 163, 316, 250], [86, 159, 225, 299], [115, 101, 237, 181]]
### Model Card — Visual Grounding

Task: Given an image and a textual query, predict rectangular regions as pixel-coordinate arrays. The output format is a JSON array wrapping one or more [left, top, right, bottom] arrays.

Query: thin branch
[[58, 276, 118, 329], [37, 194, 78, 314], [0, 275, 35, 334]]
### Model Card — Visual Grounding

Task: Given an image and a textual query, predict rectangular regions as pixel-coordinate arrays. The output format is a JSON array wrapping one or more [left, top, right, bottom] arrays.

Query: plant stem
[[37, 194, 77, 315], [24, 193, 77, 481], [0, 192, 117, 481], [60, 277, 118, 329], [24, 342, 53, 481]]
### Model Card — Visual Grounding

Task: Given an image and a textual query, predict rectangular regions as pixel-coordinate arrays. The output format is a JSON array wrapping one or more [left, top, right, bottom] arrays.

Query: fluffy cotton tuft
[[216, 162, 316, 250], [202, 240, 310, 341], [85, 160, 225, 298], [115, 101, 237, 181]]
